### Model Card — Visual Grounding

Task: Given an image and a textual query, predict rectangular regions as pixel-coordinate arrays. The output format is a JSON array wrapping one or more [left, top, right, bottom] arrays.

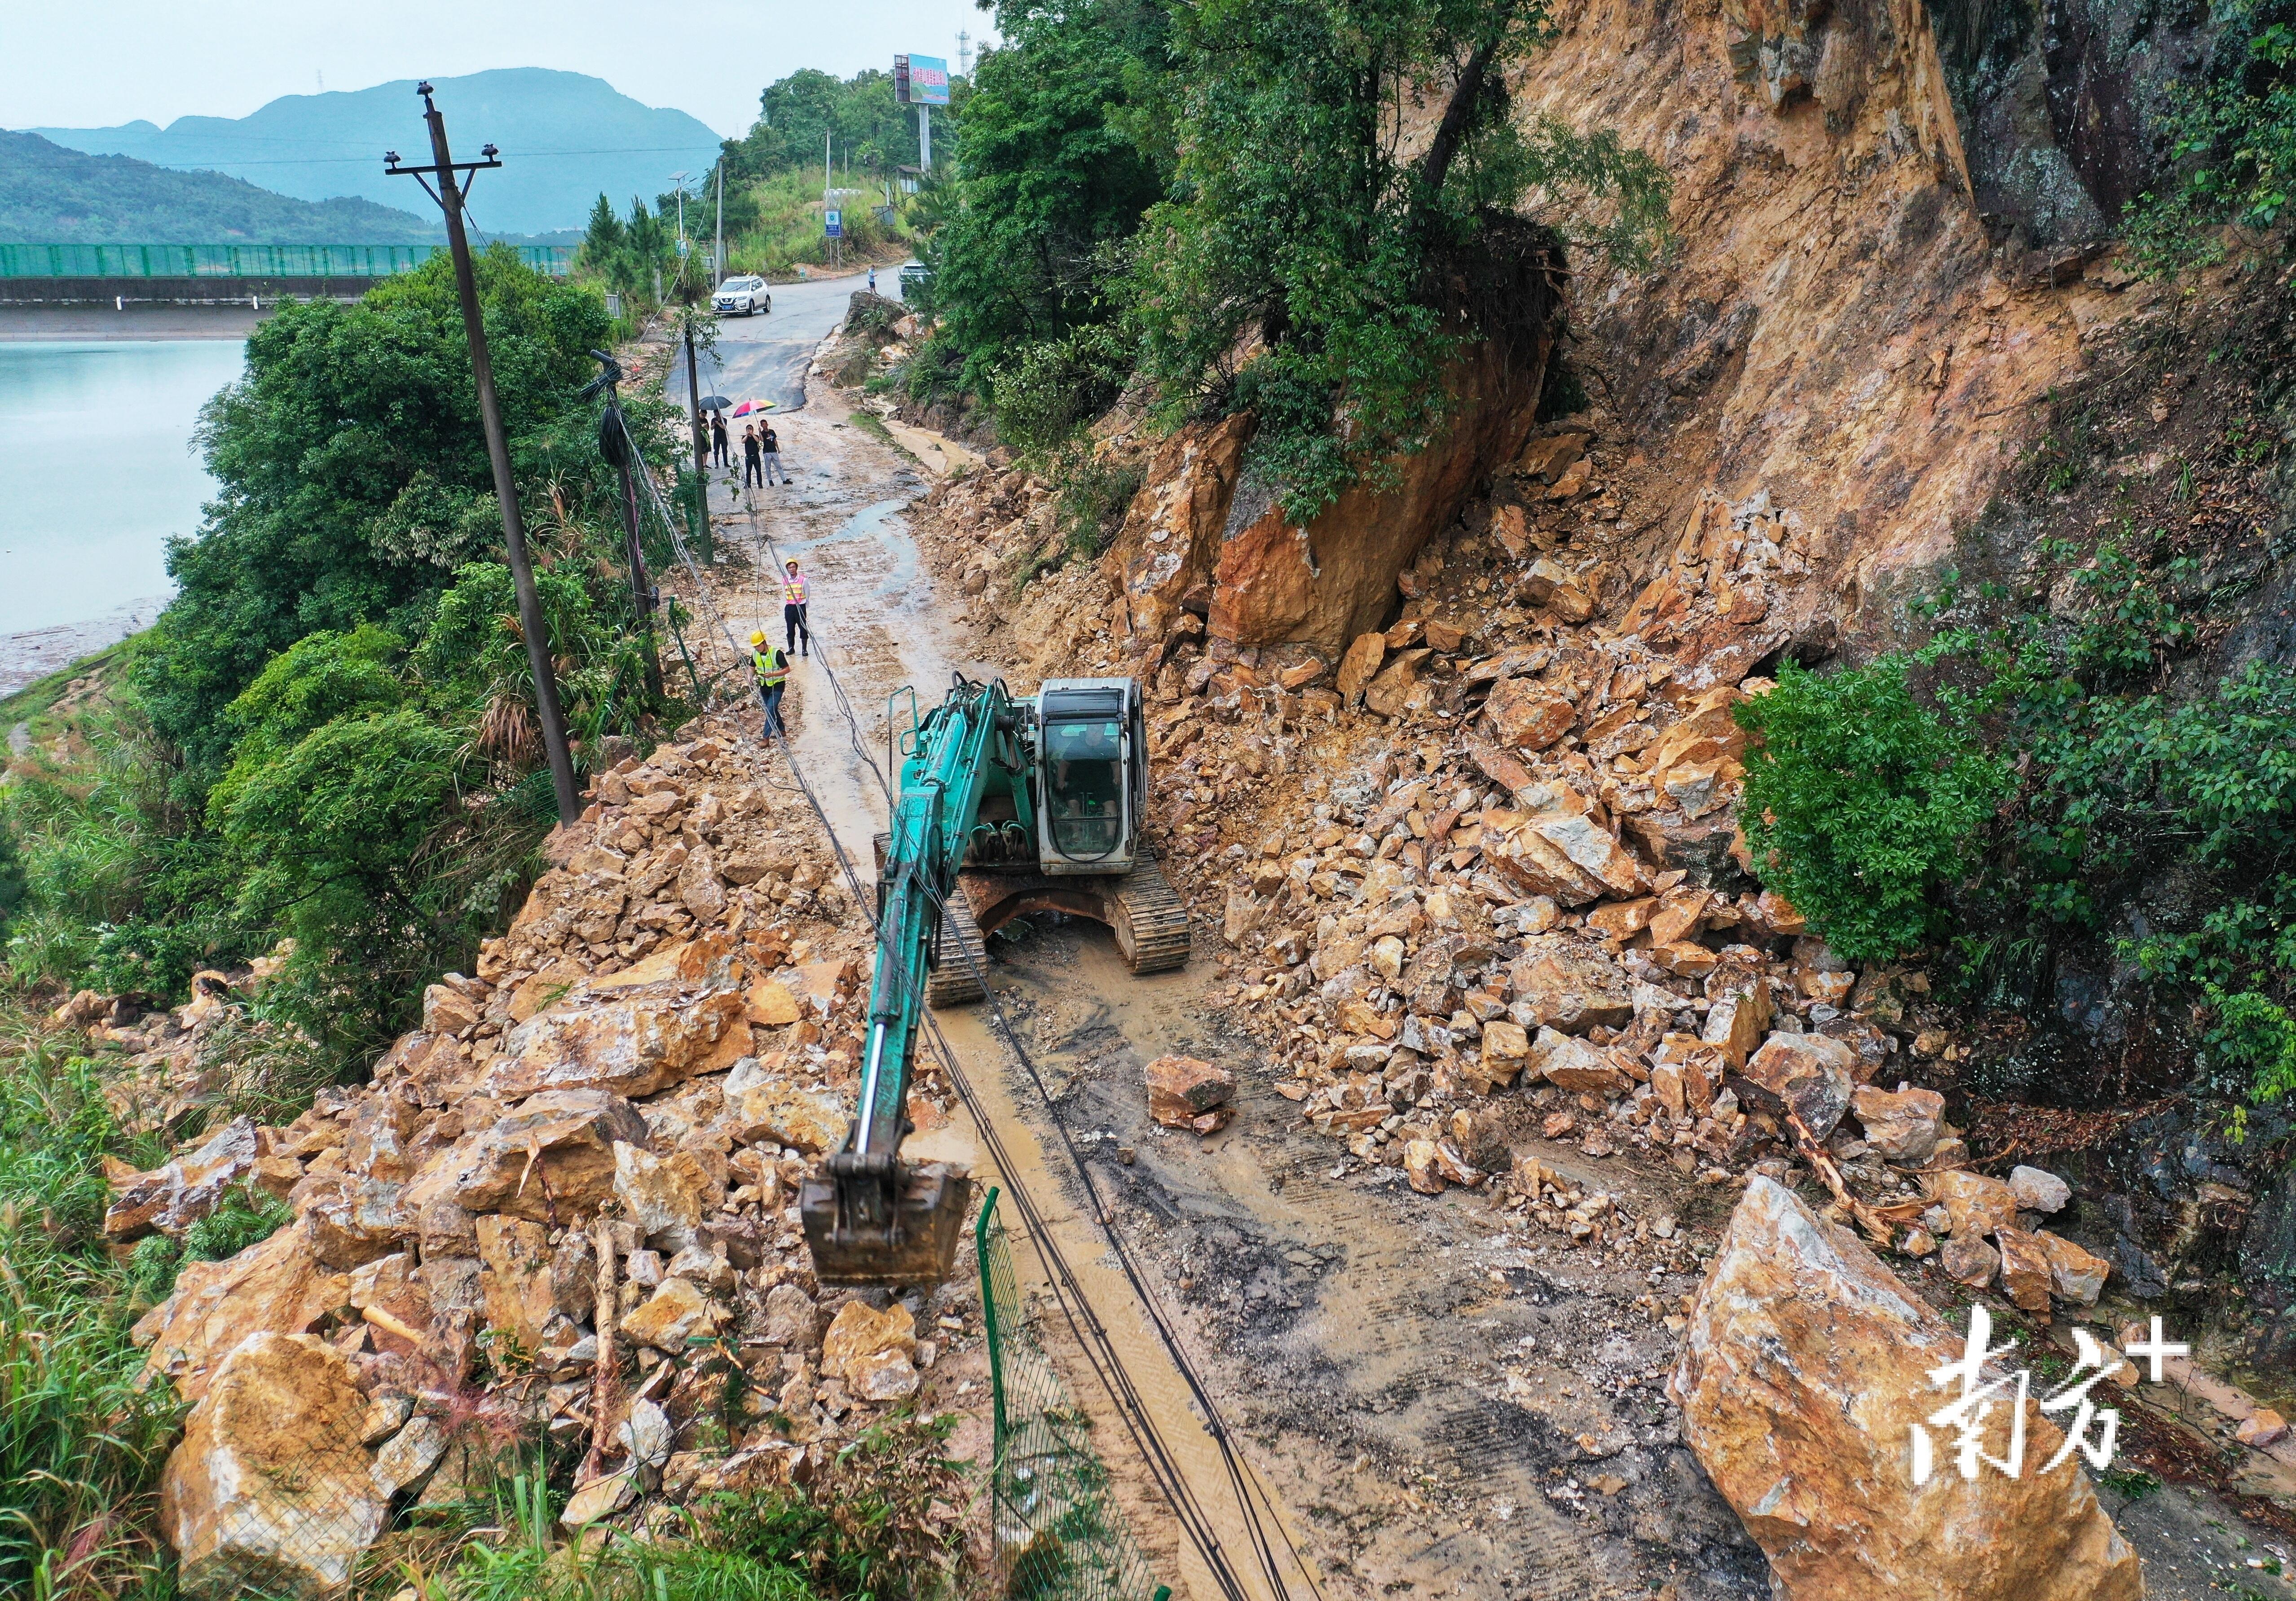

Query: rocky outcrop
[[1116, 336, 1557, 670], [1670, 1178, 2142, 1601], [115, 724, 988, 1578]]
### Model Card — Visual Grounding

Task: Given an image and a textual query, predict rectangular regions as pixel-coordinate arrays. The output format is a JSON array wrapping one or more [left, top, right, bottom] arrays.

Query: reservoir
[[0, 338, 244, 687]]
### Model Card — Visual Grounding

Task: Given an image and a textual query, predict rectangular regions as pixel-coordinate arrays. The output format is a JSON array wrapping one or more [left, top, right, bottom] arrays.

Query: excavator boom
[[800, 675, 1032, 1285]]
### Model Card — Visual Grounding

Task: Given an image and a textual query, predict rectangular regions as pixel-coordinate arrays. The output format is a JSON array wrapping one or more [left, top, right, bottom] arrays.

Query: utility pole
[[582, 350, 664, 701], [670, 171, 690, 290], [387, 84, 581, 827], [684, 316, 707, 473], [713, 158, 724, 283]]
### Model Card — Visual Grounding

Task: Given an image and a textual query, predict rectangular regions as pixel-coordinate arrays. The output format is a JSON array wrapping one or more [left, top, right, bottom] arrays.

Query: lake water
[[0, 339, 244, 677]]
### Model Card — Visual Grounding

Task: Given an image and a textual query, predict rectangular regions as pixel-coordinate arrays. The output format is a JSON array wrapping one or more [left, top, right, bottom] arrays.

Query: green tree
[[135, 247, 613, 777], [930, 0, 1172, 411], [1129, 0, 1670, 516], [1736, 641, 2016, 963]]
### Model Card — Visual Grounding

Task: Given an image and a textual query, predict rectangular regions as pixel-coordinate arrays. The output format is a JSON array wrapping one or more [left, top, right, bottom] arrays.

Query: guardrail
[[0, 244, 571, 279]]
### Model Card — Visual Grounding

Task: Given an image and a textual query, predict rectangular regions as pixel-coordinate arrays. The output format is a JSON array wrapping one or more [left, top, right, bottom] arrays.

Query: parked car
[[712, 275, 770, 316]]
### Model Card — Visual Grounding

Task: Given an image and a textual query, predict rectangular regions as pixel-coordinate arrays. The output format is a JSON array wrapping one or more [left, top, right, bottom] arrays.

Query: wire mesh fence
[[977, 1188, 1170, 1601], [169, 1363, 563, 1600]]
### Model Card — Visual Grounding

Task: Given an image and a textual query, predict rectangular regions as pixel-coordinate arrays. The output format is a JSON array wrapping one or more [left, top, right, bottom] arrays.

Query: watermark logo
[[1911, 1311, 2186, 1483]]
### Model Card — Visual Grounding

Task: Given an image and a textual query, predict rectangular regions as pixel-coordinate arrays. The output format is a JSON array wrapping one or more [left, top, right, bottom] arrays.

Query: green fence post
[[977, 1185, 1007, 1444]]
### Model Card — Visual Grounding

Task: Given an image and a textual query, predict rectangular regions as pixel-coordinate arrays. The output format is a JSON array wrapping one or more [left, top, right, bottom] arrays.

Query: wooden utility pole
[[582, 351, 665, 701], [683, 315, 707, 473], [388, 84, 581, 826]]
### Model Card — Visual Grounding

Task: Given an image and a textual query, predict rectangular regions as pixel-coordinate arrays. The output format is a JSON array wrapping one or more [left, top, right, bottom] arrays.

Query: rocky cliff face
[[1510, 0, 2186, 638], [1116, 301, 1560, 674]]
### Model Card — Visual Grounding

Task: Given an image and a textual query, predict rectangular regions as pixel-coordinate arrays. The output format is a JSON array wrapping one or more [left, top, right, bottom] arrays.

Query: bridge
[[0, 243, 574, 305]]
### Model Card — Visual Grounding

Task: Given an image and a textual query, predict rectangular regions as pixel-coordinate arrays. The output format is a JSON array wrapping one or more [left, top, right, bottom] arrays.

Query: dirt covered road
[[680, 319, 2283, 1601], [684, 347, 1767, 1600]]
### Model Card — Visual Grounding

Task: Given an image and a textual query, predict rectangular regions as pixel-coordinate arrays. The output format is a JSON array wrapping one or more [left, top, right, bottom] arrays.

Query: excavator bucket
[[800, 1157, 973, 1287]]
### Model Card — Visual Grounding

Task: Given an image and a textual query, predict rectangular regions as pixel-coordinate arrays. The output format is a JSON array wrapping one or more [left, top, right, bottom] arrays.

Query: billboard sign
[[895, 54, 951, 106], [824, 209, 843, 238]]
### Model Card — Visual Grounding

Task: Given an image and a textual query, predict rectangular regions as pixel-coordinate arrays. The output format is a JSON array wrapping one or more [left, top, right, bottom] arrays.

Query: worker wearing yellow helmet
[[750, 629, 791, 736]]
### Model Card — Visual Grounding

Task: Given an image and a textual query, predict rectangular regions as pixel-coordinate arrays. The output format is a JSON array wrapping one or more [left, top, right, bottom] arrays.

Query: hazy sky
[[0, 0, 995, 136]]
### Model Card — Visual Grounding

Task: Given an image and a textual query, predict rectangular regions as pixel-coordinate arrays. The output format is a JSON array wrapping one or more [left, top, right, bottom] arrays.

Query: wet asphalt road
[[663, 269, 897, 416]]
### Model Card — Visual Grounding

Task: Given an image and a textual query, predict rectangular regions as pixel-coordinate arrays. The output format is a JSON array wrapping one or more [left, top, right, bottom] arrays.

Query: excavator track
[[926, 895, 989, 1007], [1109, 855, 1191, 975], [876, 831, 988, 1008]]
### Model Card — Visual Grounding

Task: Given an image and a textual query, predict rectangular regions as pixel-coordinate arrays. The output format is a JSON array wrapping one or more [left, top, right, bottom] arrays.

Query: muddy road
[[685, 335, 2274, 1601], [686, 348, 1765, 1601]]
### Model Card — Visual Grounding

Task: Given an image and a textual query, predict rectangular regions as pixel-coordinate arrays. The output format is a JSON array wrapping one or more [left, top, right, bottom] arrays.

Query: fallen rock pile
[[81, 725, 985, 1596]]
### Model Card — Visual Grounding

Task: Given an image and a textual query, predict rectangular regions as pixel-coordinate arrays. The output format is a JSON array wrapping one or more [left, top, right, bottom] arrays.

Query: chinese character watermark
[[1911, 1312, 2186, 1484]]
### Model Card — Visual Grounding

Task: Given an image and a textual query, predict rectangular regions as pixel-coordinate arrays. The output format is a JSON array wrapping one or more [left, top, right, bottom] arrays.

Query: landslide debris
[[65, 718, 991, 1588]]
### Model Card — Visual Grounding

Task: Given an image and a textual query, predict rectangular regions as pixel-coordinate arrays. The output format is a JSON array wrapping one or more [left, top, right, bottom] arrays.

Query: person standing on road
[[868, 264, 877, 295], [710, 411, 730, 467], [782, 558, 811, 657], [761, 423, 787, 486], [751, 629, 791, 735], [741, 424, 763, 488]]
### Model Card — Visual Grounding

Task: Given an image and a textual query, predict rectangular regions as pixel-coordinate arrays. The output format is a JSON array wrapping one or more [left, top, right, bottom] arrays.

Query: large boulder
[[432, 1089, 648, 1222], [133, 1218, 351, 1404], [477, 989, 749, 1100], [1740, 1031, 1858, 1139], [160, 1332, 390, 1599], [1506, 941, 1634, 1034], [1115, 413, 1257, 649], [1145, 1055, 1236, 1130], [105, 1117, 264, 1243], [1850, 1083, 1946, 1163], [1670, 1178, 2142, 1601], [1204, 339, 1555, 654], [1481, 780, 1648, 906]]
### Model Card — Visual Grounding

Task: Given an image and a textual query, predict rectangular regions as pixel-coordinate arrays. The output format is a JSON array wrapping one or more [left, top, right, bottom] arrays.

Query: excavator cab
[[1035, 678, 1148, 874]]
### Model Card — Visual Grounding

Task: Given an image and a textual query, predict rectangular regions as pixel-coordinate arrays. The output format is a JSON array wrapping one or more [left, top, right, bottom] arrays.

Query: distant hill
[[0, 130, 439, 244], [31, 69, 725, 236]]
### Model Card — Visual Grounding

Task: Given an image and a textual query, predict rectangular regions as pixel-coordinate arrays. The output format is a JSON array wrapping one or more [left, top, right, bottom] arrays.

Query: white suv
[[712, 275, 770, 316]]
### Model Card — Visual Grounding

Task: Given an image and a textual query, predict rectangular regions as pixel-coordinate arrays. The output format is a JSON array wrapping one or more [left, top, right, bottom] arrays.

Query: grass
[[720, 169, 914, 283], [0, 1005, 181, 1601], [373, 1415, 973, 1601]]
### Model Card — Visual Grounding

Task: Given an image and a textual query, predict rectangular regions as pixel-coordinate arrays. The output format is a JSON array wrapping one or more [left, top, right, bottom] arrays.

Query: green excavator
[[800, 674, 1190, 1286]]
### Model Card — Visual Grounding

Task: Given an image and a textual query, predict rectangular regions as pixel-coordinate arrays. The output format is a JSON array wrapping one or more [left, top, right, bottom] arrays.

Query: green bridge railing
[[976, 1187, 1169, 1601], [0, 243, 572, 279]]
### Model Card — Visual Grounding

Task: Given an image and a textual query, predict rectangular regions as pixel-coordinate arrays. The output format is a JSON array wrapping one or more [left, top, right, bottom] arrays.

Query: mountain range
[[1, 130, 441, 244], [28, 68, 725, 237]]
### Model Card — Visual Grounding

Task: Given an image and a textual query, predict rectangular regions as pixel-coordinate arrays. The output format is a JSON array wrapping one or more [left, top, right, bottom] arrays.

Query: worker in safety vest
[[782, 559, 811, 657], [750, 629, 791, 736]]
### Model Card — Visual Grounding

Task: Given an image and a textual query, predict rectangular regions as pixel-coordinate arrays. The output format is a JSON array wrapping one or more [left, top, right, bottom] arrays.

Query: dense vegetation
[[2125, 0, 2296, 268], [1738, 534, 2296, 1113], [899, 0, 1669, 516], [2, 248, 686, 1074], [0, 129, 439, 245]]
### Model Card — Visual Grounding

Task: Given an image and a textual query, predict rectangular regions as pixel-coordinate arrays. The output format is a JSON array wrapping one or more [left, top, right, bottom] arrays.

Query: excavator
[[800, 674, 1190, 1286]]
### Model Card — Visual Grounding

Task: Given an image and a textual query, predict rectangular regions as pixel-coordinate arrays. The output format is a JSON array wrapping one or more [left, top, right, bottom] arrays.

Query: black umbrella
[[696, 394, 733, 411]]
